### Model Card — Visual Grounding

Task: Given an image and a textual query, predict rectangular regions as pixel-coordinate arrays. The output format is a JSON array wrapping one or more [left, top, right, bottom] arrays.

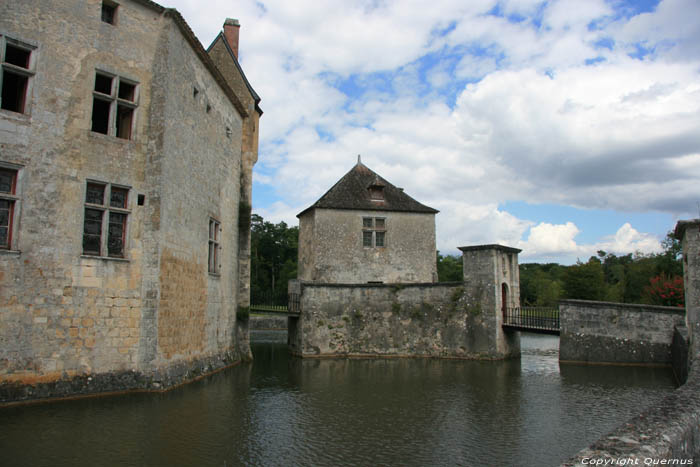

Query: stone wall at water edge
[[287, 282, 520, 359], [559, 300, 685, 366]]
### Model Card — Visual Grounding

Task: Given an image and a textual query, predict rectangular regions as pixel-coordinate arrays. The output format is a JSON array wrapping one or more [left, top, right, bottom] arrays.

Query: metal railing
[[502, 307, 559, 334], [250, 291, 300, 314]]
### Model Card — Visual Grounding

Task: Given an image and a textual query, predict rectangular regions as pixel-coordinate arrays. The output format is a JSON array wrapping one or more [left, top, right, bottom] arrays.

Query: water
[[0, 332, 676, 467]]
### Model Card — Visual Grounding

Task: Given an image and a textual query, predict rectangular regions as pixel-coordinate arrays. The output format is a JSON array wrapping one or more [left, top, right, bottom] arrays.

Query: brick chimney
[[223, 18, 240, 59]]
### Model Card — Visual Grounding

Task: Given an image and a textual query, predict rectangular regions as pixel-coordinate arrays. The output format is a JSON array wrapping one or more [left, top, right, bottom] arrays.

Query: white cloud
[[161, 0, 698, 263], [518, 222, 663, 263]]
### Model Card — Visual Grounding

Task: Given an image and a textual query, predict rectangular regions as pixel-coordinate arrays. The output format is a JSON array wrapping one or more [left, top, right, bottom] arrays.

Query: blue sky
[[169, 0, 700, 264]]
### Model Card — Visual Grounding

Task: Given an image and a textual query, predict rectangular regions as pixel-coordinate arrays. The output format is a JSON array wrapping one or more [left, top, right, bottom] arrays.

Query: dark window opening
[[83, 208, 103, 255], [110, 186, 128, 208], [209, 218, 221, 273], [107, 212, 126, 257], [0, 169, 16, 194], [193, 87, 199, 98], [115, 104, 133, 139], [375, 231, 385, 247], [118, 81, 135, 101], [369, 185, 385, 200], [363, 231, 373, 247], [86, 182, 105, 205], [91, 97, 111, 134], [1, 71, 28, 113], [362, 216, 386, 248], [0, 168, 17, 250], [0, 199, 14, 249], [137, 194, 145, 206], [94, 74, 113, 95], [83, 182, 129, 257], [101, 2, 117, 24], [5, 44, 30, 69], [91, 72, 137, 139]]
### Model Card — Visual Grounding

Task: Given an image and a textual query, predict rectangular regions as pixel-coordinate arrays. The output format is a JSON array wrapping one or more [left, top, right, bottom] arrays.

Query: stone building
[[290, 159, 520, 359], [0, 0, 261, 402], [297, 158, 439, 283]]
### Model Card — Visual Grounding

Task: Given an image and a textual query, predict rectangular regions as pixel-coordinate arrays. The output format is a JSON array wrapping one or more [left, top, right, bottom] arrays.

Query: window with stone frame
[[101, 0, 119, 25], [208, 218, 221, 274], [0, 167, 19, 249], [91, 71, 138, 139], [83, 181, 130, 257], [362, 216, 386, 248], [1, 36, 36, 114]]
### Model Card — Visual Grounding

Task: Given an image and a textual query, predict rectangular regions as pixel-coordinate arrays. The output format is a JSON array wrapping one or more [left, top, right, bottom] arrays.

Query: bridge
[[502, 307, 560, 335], [249, 293, 300, 315]]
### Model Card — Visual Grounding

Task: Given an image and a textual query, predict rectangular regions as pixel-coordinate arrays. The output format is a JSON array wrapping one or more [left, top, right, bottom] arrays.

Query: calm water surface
[[0, 332, 676, 467]]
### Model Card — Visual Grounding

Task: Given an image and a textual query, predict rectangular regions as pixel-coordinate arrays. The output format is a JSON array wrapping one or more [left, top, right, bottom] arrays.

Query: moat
[[0, 332, 676, 466]]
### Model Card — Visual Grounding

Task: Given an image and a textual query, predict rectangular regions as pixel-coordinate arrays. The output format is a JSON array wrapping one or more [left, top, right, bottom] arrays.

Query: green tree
[[437, 252, 463, 282], [250, 214, 299, 305], [562, 257, 606, 301]]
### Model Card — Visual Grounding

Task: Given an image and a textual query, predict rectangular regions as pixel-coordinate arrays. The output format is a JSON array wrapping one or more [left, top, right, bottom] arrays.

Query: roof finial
[[357, 154, 362, 165]]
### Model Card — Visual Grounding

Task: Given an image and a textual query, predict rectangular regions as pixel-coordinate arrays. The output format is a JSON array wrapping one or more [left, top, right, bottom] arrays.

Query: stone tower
[[459, 245, 521, 358]]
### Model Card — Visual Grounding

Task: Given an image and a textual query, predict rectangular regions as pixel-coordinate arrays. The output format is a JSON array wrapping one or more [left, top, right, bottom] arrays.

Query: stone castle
[[0, 0, 260, 402]]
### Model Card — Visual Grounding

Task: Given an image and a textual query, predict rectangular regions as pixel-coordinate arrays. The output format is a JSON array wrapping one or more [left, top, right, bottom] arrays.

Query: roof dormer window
[[368, 184, 384, 201]]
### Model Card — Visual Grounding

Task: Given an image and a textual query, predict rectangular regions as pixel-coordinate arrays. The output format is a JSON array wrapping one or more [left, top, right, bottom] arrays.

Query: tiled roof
[[298, 160, 438, 217]]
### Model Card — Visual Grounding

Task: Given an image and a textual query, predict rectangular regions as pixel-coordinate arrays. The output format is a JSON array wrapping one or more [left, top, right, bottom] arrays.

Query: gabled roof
[[207, 32, 262, 115], [130, 0, 248, 118], [297, 159, 439, 217]]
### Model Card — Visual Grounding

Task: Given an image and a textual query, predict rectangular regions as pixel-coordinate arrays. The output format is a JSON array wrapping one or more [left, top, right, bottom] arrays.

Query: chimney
[[223, 18, 240, 59]]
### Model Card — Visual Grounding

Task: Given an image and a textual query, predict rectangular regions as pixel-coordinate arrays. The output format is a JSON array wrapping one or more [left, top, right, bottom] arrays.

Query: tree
[[250, 214, 299, 305], [437, 252, 462, 282], [562, 257, 606, 301]]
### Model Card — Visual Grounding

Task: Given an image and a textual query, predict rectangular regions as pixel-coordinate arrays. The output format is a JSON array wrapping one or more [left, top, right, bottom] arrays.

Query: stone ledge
[[0, 349, 244, 406], [561, 299, 685, 316], [562, 352, 700, 466]]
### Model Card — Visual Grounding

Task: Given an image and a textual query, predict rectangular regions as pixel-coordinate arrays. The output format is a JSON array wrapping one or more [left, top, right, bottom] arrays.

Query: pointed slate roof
[[297, 159, 439, 217]]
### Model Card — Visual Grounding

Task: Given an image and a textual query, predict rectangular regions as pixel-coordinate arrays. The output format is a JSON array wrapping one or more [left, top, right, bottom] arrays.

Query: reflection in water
[[0, 331, 676, 467]]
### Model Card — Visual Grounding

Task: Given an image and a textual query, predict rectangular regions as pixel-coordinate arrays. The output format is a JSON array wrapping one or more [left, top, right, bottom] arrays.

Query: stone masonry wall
[[0, 0, 253, 402], [559, 300, 685, 365], [289, 282, 519, 359], [298, 209, 437, 283]]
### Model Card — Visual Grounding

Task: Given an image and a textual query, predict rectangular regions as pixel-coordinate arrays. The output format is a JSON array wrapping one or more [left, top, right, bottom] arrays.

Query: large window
[[91, 71, 138, 139], [1, 37, 36, 114], [83, 181, 130, 257], [362, 217, 386, 248], [208, 218, 221, 274], [0, 167, 18, 249]]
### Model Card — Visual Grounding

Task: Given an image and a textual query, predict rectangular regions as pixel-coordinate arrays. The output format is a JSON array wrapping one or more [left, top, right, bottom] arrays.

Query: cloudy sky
[[166, 0, 700, 264]]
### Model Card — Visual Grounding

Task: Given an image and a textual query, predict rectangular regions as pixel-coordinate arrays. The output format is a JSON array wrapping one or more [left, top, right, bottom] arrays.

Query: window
[[91, 71, 138, 139], [208, 219, 221, 273], [1, 38, 36, 114], [362, 217, 386, 248], [101, 1, 118, 25], [83, 181, 130, 257], [0, 167, 18, 249]]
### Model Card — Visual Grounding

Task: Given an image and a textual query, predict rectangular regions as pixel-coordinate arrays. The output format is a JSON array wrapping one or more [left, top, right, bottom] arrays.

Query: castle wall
[[288, 282, 518, 359], [0, 0, 254, 403], [559, 300, 685, 365]]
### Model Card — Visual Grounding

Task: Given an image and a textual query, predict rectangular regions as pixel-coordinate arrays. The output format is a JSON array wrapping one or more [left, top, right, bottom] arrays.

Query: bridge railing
[[503, 306, 559, 333], [250, 290, 300, 314]]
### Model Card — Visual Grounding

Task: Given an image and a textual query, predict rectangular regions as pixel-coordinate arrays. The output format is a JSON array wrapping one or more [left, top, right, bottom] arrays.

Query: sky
[[164, 0, 700, 264]]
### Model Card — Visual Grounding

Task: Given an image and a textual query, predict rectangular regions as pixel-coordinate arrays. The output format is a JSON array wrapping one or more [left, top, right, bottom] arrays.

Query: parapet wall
[[288, 282, 519, 359], [559, 300, 685, 365]]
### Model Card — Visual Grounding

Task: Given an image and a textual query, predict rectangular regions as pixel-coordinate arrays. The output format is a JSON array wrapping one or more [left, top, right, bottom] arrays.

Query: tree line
[[251, 214, 683, 308]]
